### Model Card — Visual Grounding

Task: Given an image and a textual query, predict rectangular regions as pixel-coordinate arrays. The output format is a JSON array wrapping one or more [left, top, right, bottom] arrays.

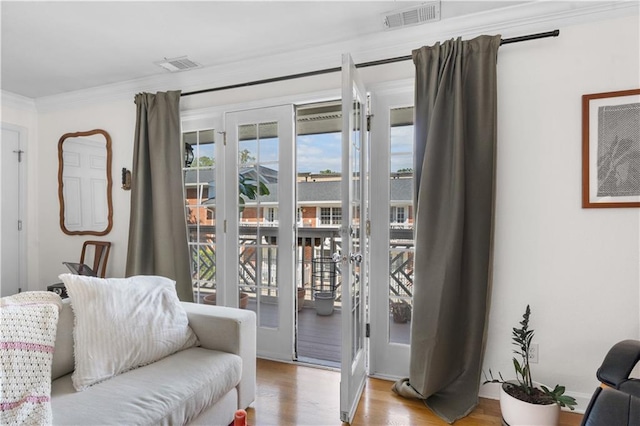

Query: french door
[[181, 68, 414, 420], [368, 88, 414, 378], [339, 53, 368, 424], [340, 79, 414, 419], [224, 105, 296, 361]]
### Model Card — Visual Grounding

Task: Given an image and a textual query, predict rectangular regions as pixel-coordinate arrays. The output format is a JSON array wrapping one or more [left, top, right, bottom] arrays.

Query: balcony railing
[[188, 224, 414, 302]]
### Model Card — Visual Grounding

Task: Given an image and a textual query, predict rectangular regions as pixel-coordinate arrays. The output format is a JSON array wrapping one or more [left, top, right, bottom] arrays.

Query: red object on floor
[[234, 409, 247, 426]]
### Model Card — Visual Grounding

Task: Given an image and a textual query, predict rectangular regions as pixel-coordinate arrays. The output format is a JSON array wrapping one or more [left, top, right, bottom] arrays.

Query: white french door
[[339, 53, 368, 424], [369, 87, 414, 378], [224, 105, 296, 361]]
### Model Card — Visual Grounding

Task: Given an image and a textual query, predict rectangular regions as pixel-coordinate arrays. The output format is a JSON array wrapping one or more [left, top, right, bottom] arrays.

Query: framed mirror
[[58, 129, 113, 236]]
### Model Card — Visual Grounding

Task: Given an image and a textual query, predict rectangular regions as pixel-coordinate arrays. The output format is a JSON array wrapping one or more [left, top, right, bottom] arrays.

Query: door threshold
[[296, 356, 340, 370]]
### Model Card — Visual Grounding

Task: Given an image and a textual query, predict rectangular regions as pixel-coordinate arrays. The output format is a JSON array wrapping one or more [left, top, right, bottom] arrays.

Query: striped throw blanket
[[1, 291, 62, 426]]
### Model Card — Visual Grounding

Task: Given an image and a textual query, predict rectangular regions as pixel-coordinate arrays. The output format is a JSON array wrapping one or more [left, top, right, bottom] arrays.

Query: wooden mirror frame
[[58, 129, 113, 236]]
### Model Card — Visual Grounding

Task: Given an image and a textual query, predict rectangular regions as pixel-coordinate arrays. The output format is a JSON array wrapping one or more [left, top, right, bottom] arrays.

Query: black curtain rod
[[181, 29, 559, 97]]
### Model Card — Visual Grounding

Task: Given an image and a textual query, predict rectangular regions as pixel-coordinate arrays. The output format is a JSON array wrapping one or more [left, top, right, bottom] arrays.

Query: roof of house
[[184, 165, 278, 185], [186, 167, 412, 204]]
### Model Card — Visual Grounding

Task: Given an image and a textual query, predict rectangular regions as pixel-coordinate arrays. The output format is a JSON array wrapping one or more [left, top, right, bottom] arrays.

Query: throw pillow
[[1, 291, 63, 426], [59, 274, 198, 391]]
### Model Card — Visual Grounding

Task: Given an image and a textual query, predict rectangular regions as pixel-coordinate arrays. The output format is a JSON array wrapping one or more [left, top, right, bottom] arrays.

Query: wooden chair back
[[80, 240, 111, 278]]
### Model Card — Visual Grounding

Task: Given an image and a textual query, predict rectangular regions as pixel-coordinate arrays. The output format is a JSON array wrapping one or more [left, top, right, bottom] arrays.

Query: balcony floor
[[246, 298, 411, 366], [298, 306, 342, 366]]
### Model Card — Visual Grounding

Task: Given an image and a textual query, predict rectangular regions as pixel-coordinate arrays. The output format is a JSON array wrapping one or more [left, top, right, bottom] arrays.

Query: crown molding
[[1, 90, 37, 112], [34, 1, 638, 112], [344, 1, 639, 65]]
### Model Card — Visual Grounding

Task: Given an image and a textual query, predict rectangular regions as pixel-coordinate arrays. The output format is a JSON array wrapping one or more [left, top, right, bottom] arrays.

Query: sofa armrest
[[181, 302, 256, 410]]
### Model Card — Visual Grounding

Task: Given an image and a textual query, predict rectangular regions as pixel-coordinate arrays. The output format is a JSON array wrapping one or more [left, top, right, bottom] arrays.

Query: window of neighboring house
[[264, 207, 278, 223], [390, 206, 406, 224], [319, 206, 341, 225]]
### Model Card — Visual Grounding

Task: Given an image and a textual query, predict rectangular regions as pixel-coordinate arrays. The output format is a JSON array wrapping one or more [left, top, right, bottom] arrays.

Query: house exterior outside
[[184, 167, 415, 302]]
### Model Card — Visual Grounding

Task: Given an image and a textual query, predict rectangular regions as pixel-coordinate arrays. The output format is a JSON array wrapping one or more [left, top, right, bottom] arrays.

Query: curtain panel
[[393, 35, 500, 423], [126, 91, 193, 302]]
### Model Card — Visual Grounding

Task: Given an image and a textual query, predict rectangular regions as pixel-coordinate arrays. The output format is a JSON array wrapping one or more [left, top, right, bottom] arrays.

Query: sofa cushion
[[51, 347, 242, 425], [51, 299, 74, 380], [59, 274, 198, 391]]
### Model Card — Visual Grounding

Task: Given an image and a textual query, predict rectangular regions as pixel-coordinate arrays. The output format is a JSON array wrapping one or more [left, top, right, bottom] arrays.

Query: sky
[[190, 125, 414, 174]]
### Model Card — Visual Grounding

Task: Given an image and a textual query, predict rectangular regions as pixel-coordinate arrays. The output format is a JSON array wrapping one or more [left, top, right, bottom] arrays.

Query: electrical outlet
[[528, 343, 539, 364]]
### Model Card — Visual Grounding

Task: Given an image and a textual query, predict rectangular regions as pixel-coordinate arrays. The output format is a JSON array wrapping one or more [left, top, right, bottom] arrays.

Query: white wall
[[36, 99, 135, 283], [482, 13, 640, 408], [18, 8, 640, 411]]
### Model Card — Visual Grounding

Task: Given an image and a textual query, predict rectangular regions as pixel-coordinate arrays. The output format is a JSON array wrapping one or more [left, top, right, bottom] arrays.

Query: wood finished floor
[[246, 359, 584, 426]]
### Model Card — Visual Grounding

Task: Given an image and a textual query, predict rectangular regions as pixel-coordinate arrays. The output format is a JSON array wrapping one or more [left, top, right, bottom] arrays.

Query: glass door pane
[[388, 107, 414, 345], [183, 129, 217, 303], [349, 97, 363, 363], [238, 122, 280, 328]]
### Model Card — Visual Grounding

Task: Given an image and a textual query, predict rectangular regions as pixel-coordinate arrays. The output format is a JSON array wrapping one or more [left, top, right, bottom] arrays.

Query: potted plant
[[391, 300, 412, 323], [314, 291, 335, 316], [238, 173, 269, 212], [203, 291, 249, 309], [484, 305, 576, 425]]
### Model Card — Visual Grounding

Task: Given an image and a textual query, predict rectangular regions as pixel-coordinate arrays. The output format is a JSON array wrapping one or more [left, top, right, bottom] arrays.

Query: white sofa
[[50, 299, 256, 425]]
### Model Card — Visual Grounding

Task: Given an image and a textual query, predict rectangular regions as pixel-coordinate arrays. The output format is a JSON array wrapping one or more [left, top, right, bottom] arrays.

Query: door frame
[[1, 123, 28, 296]]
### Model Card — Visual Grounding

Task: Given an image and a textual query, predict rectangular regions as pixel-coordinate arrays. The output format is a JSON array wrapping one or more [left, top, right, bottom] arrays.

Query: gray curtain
[[392, 35, 500, 423], [126, 90, 192, 302]]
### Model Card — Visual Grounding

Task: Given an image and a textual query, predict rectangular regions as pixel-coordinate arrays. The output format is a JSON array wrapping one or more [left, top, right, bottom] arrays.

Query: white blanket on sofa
[[1, 291, 62, 426]]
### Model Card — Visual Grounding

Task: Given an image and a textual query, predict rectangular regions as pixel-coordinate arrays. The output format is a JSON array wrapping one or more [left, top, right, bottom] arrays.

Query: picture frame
[[582, 88, 640, 208]]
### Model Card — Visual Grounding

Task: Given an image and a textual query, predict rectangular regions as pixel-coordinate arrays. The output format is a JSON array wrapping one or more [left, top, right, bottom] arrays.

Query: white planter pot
[[314, 292, 335, 316], [499, 381, 560, 426]]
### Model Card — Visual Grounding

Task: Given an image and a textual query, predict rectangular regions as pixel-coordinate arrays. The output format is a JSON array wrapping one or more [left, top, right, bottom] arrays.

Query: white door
[[340, 53, 368, 423], [369, 87, 414, 378], [225, 105, 296, 361], [1, 124, 27, 297]]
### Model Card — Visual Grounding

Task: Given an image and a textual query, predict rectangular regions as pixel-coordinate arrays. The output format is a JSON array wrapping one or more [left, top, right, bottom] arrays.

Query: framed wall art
[[582, 88, 640, 208]]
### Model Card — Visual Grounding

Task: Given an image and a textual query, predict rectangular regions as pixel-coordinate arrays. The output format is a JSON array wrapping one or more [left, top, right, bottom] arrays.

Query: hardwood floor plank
[[248, 359, 585, 425]]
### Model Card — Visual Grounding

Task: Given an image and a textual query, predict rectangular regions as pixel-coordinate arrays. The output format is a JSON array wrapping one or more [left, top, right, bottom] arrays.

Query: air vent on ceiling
[[383, 2, 441, 30], [155, 56, 201, 73]]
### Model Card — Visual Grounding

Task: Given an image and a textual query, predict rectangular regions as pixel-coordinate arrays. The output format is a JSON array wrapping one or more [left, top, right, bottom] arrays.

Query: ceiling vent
[[155, 56, 201, 72], [382, 2, 441, 30]]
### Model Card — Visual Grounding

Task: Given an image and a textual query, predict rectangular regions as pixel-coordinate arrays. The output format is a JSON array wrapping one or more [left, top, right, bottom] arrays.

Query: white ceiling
[[1, 1, 526, 99]]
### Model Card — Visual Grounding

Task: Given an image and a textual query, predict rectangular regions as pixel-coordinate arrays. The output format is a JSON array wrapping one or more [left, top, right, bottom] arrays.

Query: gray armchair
[[581, 340, 640, 426]]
